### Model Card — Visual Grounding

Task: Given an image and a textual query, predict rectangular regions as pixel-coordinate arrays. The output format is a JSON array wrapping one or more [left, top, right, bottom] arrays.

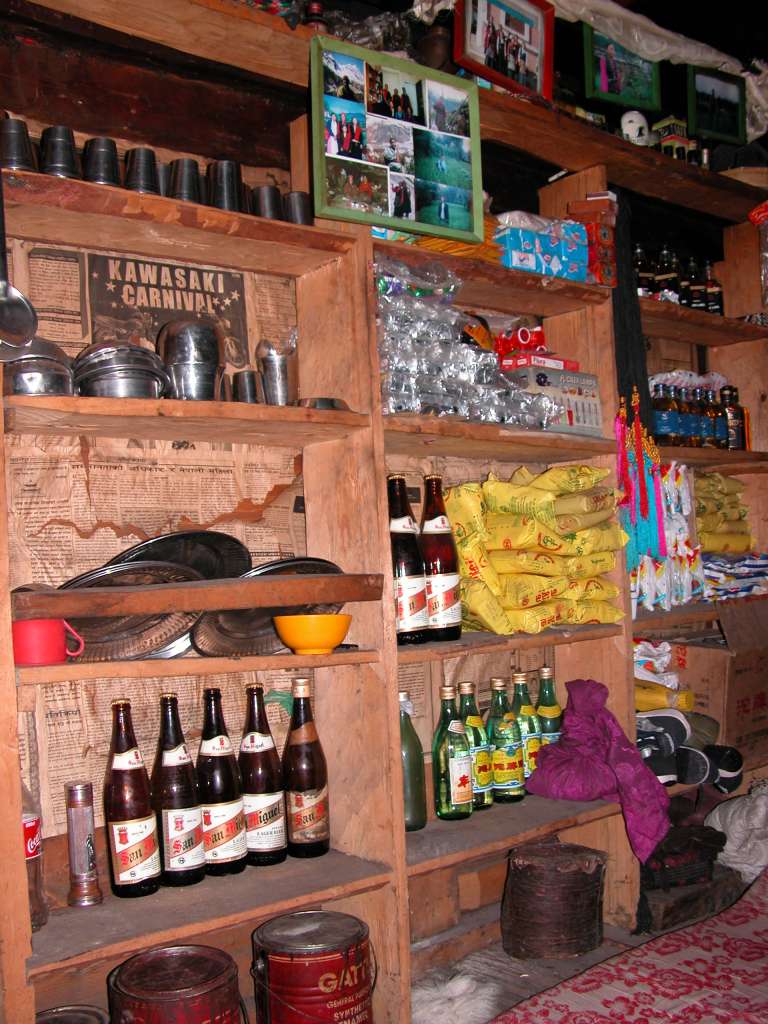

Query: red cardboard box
[[500, 353, 580, 372]]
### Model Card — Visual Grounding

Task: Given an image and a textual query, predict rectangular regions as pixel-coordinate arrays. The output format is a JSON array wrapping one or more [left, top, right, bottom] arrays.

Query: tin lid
[[36, 1008, 109, 1024], [252, 911, 368, 954], [110, 945, 236, 1000]]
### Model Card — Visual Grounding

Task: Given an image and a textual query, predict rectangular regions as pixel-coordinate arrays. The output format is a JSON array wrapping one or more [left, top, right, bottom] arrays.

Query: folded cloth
[[526, 678, 670, 862]]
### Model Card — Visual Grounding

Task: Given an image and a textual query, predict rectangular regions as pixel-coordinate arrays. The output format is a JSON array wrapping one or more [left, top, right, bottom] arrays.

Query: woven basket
[[501, 839, 607, 959]]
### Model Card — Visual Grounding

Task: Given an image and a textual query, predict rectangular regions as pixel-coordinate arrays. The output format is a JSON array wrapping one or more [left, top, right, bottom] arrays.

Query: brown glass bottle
[[420, 475, 461, 643], [387, 474, 429, 646], [151, 694, 205, 887], [104, 700, 160, 899], [720, 386, 745, 451], [704, 261, 724, 316], [283, 678, 330, 859], [239, 685, 287, 866], [687, 258, 707, 311], [196, 687, 247, 875], [651, 383, 680, 446]]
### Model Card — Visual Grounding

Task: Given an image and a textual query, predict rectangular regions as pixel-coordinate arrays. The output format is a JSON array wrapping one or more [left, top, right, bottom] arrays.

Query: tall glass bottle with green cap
[[431, 684, 473, 820], [484, 677, 509, 734], [536, 666, 562, 746], [511, 671, 542, 780], [458, 681, 493, 810], [486, 679, 524, 803], [399, 690, 427, 831]]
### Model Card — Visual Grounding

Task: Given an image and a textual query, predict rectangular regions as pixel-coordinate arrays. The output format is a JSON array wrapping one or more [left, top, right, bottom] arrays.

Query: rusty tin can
[[36, 1009, 109, 1024]]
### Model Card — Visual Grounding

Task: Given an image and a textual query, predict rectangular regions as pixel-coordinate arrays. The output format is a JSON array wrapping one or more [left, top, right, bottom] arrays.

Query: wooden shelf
[[16, 648, 380, 685], [4, 170, 354, 277], [28, 850, 391, 977], [406, 796, 619, 876], [12, 573, 383, 621], [3, 395, 369, 446], [374, 240, 610, 317], [658, 447, 768, 474], [634, 594, 768, 630], [383, 416, 613, 462], [398, 623, 623, 664], [639, 299, 768, 347]]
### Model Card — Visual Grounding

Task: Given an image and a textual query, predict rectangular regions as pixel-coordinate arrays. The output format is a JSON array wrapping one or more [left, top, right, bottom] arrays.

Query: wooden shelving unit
[[656, 447, 768, 474], [397, 623, 623, 664], [639, 298, 768, 348], [634, 594, 768, 631]]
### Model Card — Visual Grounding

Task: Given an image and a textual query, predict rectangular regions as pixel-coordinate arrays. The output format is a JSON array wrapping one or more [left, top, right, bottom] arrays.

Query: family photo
[[366, 65, 424, 124], [324, 96, 366, 159], [326, 157, 388, 216], [459, 0, 549, 95]]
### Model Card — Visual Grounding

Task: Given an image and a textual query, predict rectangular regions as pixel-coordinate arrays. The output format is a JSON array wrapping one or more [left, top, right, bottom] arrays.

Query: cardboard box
[[670, 603, 768, 768], [504, 367, 603, 437], [500, 353, 580, 372]]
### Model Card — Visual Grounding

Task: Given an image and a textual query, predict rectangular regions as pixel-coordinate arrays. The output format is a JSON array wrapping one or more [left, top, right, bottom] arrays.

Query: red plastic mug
[[12, 618, 85, 666]]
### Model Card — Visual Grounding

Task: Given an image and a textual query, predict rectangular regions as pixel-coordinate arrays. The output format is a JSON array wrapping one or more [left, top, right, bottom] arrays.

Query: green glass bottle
[[511, 671, 542, 779], [487, 680, 525, 804], [399, 690, 427, 832], [535, 666, 562, 746], [458, 681, 493, 810], [484, 677, 509, 733], [431, 684, 473, 821]]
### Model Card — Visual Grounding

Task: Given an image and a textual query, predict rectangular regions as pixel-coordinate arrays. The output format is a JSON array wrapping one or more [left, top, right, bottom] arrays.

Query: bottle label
[[469, 744, 493, 793], [448, 753, 474, 804], [199, 735, 234, 756], [491, 741, 525, 792], [540, 732, 561, 746], [108, 815, 161, 884], [422, 515, 451, 534], [465, 714, 484, 728], [537, 705, 562, 719], [161, 806, 205, 871], [395, 574, 428, 632], [678, 412, 695, 438], [522, 734, 541, 778], [162, 743, 192, 767], [23, 814, 42, 860], [426, 572, 461, 627], [287, 786, 330, 844], [240, 731, 275, 753], [447, 719, 465, 735], [701, 417, 715, 439], [715, 417, 728, 441], [201, 798, 247, 863], [111, 747, 145, 770], [243, 792, 287, 852], [390, 515, 418, 534]]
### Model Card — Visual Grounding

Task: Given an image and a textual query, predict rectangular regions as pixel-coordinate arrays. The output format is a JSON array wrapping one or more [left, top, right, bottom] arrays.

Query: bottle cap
[[440, 684, 456, 699], [65, 781, 93, 807], [387, 473, 406, 481], [293, 677, 311, 696], [203, 686, 221, 697], [111, 698, 131, 708], [398, 690, 410, 701], [539, 666, 553, 679], [424, 474, 443, 481], [490, 677, 506, 690], [458, 681, 474, 694], [512, 671, 528, 684], [160, 692, 178, 699]]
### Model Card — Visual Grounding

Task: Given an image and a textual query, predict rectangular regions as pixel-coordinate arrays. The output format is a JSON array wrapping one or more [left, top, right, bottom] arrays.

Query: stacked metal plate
[[72, 342, 169, 398]]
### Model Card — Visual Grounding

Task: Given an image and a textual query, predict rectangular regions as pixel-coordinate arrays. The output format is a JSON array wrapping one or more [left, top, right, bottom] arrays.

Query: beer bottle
[[284, 678, 330, 858], [654, 245, 679, 300], [151, 693, 205, 887], [104, 700, 160, 898], [632, 242, 654, 298], [420, 475, 461, 643], [678, 257, 692, 307], [196, 687, 247, 875], [399, 690, 427, 832], [687, 258, 707, 311], [458, 681, 493, 810], [536, 666, 562, 746], [704, 261, 724, 316], [239, 685, 287, 866], [431, 684, 473, 820], [511, 672, 542, 779], [387, 474, 429, 646], [720, 386, 745, 451]]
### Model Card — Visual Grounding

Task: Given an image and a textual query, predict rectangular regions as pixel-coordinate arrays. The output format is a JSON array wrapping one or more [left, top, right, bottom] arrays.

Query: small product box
[[505, 367, 603, 437], [500, 353, 581, 372]]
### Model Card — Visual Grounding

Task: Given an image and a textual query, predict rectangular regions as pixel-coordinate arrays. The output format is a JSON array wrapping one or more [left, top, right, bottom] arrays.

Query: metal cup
[[82, 137, 121, 186], [206, 160, 242, 211], [283, 191, 313, 225], [0, 119, 37, 171], [157, 161, 170, 197], [258, 352, 298, 406], [40, 125, 82, 179], [124, 147, 160, 194], [168, 158, 201, 202], [252, 185, 283, 220], [233, 369, 262, 403]]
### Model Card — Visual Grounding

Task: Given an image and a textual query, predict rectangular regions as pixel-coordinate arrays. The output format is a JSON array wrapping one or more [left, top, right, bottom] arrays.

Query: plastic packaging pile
[[633, 639, 694, 712], [695, 472, 753, 554], [375, 256, 564, 425], [631, 462, 706, 617], [703, 554, 768, 599], [443, 465, 627, 635]]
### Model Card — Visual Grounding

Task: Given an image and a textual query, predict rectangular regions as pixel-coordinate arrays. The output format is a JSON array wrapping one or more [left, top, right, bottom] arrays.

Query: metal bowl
[[157, 319, 224, 365], [4, 356, 74, 396], [76, 367, 167, 399]]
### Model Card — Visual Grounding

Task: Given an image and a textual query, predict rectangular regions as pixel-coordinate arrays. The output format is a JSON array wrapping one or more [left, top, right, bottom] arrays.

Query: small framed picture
[[311, 36, 484, 243], [453, 0, 554, 100], [583, 25, 661, 110], [687, 66, 746, 145]]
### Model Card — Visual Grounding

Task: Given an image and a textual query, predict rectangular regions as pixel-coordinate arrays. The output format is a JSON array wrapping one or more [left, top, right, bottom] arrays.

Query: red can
[[107, 945, 246, 1024], [251, 911, 373, 1024]]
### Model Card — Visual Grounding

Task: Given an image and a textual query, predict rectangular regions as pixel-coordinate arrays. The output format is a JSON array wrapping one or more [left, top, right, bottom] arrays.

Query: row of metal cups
[[0, 117, 312, 223]]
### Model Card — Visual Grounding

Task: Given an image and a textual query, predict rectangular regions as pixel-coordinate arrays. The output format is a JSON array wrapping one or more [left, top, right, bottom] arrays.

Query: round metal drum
[[36, 1008, 109, 1024]]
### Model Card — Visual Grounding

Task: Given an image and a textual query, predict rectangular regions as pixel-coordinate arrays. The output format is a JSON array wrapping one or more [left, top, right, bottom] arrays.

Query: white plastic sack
[[705, 780, 768, 883]]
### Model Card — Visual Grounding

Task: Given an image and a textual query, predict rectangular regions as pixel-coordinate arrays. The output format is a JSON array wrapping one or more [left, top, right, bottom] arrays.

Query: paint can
[[251, 911, 373, 1023], [36, 1009, 109, 1024]]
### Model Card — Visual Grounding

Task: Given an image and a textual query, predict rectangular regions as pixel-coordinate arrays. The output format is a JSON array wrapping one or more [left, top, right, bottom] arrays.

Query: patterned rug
[[490, 868, 768, 1024]]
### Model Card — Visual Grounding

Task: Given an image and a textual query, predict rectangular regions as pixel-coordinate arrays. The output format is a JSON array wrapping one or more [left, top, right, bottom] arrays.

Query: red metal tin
[[251, 911, 373, 1024], [36, 1009, 109, 1024], [107, 944, 244, 1024]]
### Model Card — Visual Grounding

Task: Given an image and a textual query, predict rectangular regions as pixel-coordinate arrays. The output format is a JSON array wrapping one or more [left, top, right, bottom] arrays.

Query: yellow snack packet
[[457, 532, 502, 597], [526, 465, 611, 495], [505, 602, 567, 634], [561, 601, 624, 625], [444, 481, 486, 541], [488, 549, 618, 578], [553, 487, 618, 516], [497, 573, 569, 609], [510, 466, 537, 487], [482, 473, 557, 523], [553, 507, 617, 535], [695, 473, 744, 495], [460, 578, 514, 635], [699, 532, 753, 554], [563, 576, 620, 602], [485, 514, 628, 556]]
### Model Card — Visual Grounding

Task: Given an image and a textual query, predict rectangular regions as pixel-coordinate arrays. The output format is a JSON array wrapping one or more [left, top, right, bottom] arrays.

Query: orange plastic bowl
[[272, 613, 352, 655]]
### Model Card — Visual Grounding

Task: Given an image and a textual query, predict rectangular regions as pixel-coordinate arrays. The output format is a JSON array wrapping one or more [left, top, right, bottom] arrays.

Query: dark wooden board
[[639, 299, 768, 347], [397, 624, 623, 665]]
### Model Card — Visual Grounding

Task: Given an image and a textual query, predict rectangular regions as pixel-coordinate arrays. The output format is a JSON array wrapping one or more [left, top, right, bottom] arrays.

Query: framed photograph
[[583, 25, 661, 110], [311, 36, 484, 243], [687, 66, 746, 145], [453, 0, 554, 100]]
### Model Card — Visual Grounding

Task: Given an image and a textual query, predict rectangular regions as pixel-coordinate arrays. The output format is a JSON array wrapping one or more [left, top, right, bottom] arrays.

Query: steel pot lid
[[72, 341, 165, 374], [4, 360, 74, 396], [0, 337, 71, 365], [253, 911, 368, 953]]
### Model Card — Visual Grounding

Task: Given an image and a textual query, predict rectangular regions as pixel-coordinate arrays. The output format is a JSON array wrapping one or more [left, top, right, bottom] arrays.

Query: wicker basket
[[501, 839, 607, 959]]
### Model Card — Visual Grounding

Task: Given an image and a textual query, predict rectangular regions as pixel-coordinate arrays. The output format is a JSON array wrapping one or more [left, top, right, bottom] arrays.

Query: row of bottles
[[651, 384, 745, 450], [399, 668, 563, 829], [387, 473, 461, 646], [633, 244, 723, 315], [104, 680, 328, 898]]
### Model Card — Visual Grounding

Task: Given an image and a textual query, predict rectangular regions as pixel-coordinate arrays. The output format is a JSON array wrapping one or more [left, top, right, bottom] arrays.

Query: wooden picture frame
[[583, 24, 661, 110], [453, 0, 554, 100], [310, 35, 484, 243], [687, 65, 746, 145]]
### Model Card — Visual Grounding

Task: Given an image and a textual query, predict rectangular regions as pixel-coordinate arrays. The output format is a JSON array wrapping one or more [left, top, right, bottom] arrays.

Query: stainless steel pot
[[157, 319, 224, 365], [165, 362, 224, 401], [4, 356, 74, 396], [76, 367, 167, 399]]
